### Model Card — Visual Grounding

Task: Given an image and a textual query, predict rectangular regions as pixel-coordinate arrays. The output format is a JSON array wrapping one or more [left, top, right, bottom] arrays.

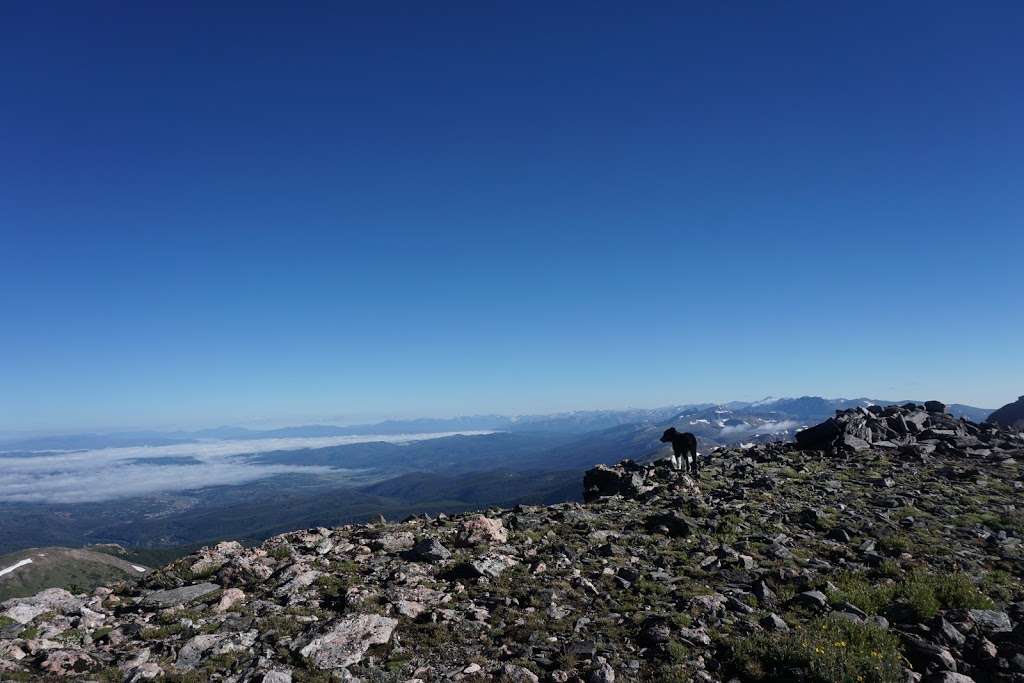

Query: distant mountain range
[[0, 395, 1002, 558], [0, 396, 994, 452]]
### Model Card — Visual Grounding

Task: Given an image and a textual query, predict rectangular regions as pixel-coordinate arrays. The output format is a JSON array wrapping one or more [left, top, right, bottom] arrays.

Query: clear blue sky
[[2, 2, 1021, 431]]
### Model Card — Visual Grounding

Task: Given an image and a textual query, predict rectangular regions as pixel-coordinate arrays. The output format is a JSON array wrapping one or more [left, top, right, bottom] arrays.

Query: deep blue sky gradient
[[2, 2, 1022, 430]]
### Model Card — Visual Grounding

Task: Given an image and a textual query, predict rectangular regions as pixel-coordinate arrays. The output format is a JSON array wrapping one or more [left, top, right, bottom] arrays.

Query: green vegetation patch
[[979, 569, 1022, 603], [731, 615, 904, 683], [269, 545, 292, 561], [140, 623, 185, 640], [877, 533, 912, 554], [828, 569, 993, 620], [960, 510, 1024, 535]]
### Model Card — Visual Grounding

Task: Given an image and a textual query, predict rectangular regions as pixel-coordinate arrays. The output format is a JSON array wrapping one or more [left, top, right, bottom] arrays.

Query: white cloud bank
[[0, 431, 492, 504], [753, 420, 802, 434], [719, 420, 801, 436]]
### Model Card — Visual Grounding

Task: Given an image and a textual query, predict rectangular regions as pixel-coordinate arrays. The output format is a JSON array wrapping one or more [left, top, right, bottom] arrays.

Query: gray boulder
[[760, 613, 789, 631], [644, 512, 692, 537], [298, 614, 398, 669], [967, 609, 1012, 633], [790, 590, 829, 611], [407, 538, 452, 562], [795, 418, 840, 449], [496, 663, 540, 682], [450, 555, 517, 579], [1, 588, 84, 624], [583, 461, 652, 502]]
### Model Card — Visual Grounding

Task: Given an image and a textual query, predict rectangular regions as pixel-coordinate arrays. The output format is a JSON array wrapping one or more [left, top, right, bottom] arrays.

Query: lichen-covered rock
[[175, 634, 224, 669], [298, 614, 398, 669], [373, 531, 415, 553], [142, 582, 220, 607], [450, 554, 517, 579], [496, 662, 540, 682], [40, 650, 95, 676], [459, 515, 509, 545], [216, 587, 245, 612], [1, 588, 84, 624], [176, 630, 257, 669], [965, 609, 1012, 633]]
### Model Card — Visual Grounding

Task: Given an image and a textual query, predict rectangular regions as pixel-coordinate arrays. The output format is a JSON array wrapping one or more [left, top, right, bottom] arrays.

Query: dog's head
[[660, 427, 677, 443]]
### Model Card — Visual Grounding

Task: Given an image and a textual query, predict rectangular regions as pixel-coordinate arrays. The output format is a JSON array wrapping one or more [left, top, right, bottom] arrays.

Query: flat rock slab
[[299, 614, 398, 669], [143, 582, 220, 607], [2, 588, 85, 624], [967, 609, 1012, 633]]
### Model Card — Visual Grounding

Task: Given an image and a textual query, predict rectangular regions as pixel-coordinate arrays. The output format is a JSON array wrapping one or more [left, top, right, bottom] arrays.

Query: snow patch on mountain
[[0, 559, 32, 577]]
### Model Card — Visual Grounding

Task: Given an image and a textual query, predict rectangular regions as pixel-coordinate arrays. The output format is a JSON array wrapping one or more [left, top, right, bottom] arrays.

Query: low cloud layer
[[718, 422, 753, 436], [0, 432, 491, 504], [719, 420, 802, 436], [752, 420, 802, 434]]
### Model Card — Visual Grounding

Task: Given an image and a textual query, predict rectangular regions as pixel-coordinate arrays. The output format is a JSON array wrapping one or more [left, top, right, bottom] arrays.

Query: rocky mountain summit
[[793, 401, 1010, 456], [1, 406, 1023, 682], [989, 398, 1024, 431]]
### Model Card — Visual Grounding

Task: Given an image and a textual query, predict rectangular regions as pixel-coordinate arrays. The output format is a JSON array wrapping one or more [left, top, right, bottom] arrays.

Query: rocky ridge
[[0, 547, 150, 602], [1, 405, 1023, 682], [793, 400, 1002, 456], [989, 398, 1024, 431]]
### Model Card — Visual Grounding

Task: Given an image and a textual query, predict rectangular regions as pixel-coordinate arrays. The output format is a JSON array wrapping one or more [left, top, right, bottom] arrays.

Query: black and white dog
[[660, 428, 700, 474]]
